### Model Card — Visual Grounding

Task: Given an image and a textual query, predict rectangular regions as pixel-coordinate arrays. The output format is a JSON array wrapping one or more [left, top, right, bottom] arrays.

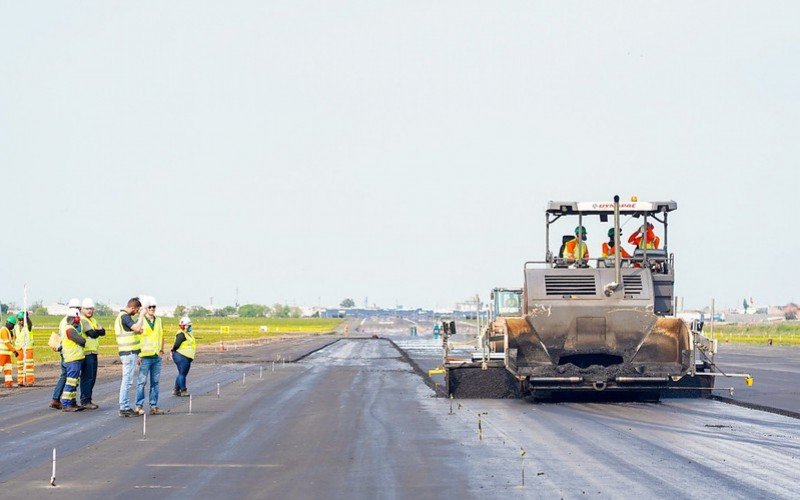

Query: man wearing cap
[[50, 298, 81, 409], [171, 316, 196, 397], [13, 310, 34, 386], [60, 308, 86, 411], [0, 315, 22, 388], [135, 298, 165, 415], [116, 297, 143, 417], [79, 298, 105, 409]]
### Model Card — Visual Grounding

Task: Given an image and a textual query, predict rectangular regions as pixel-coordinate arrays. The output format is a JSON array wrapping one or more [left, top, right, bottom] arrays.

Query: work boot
[[180, 389, 190, 397], [82, 402, 99, 410], [119, 408, 138, 417], [135, 406, 145, 415], [172, 389, 180, 396], [49, 400, 62, 410], [62, 405, 84, 412], [150, 407, 163, 415]]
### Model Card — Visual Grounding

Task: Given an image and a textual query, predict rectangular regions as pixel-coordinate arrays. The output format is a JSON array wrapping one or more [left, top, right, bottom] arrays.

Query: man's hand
[[136, 357, 142, 366]]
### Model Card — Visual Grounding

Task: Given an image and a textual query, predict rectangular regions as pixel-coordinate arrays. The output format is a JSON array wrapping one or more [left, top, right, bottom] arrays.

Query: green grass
[[22, 315, 343, 363], [712, 322, 800, 346]]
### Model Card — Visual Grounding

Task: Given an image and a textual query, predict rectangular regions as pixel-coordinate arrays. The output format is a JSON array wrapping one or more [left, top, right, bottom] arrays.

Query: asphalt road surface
[[1, 323, 799, 498]]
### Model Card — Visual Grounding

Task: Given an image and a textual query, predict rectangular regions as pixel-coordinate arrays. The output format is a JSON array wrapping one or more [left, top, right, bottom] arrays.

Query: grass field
[[19, 315, 343, 363], [712, 322, 800, 346]]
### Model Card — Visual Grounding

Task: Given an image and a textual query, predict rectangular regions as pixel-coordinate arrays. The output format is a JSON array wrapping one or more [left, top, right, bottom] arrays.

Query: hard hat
[[574, 226, 587, 235], [67, 308, 81, 323], [179, 316, 192, 327], [16, 310, 25, 320], [81, 298, 95, 309], [67, 298, 81, 308], [6, 315, 17, 325], [607, 228, 621, 238]]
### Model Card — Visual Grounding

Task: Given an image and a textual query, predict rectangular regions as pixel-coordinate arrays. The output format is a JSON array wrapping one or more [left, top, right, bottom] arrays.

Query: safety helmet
[[67, 298, 81, 308], [81, 297, 95, 309], [574, 226, 587, 235], [607, 228, 621, 238], [16, 310, 25, 320], [6, 315, 17, 325], [179, 316, 192, 328], [67, 308, 81, 323]]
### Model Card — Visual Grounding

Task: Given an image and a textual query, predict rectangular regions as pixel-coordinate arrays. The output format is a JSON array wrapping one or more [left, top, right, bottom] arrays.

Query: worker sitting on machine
[[628, 222, 661, 250], [562, 226, 590, 267], [601, 228, 631, 267]]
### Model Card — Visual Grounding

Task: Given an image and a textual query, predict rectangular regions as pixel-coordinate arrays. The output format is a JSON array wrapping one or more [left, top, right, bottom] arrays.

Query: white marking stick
[[217, 383, 220, 398], [242, 372, 246, 385], [188, 395, 192, 415], [260, 366, 263, 379], [50, 448, 56, 486], [143, 413, 147, 439]]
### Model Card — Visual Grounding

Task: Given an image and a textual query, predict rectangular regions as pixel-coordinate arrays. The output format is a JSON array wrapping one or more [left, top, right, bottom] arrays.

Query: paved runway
[[1, 325, 799, 498]]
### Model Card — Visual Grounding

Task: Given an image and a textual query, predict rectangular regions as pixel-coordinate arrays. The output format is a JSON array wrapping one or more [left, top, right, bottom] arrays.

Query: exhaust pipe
[[604, 195, 622, 296]]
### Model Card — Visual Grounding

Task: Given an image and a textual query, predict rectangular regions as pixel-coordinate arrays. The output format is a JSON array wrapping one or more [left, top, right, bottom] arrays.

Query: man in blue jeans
[[135, 298, 164, 415], [171, 316, 196, 396], [115, 297, 143, 417], [79, 297, 106, 409], [49, 298, 81, 410]]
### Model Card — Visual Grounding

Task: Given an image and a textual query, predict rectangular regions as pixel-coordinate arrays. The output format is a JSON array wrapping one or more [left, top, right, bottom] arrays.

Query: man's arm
[[122, 314, 143, 334], [66, 327, 86, 347], [172, 332, 186, 352], [25, 313, 32, 331]]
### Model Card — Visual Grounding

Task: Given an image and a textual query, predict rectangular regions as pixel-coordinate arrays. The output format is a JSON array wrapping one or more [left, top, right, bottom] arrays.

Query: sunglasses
[[148, 306, 156, 309]]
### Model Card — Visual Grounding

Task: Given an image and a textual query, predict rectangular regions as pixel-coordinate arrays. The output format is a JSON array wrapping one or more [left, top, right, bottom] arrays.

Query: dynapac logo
[[592, 203, 639, 209]]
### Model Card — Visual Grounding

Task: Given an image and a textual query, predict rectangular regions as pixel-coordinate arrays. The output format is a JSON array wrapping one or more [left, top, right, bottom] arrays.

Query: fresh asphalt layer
[[1, 324, 799, 498]]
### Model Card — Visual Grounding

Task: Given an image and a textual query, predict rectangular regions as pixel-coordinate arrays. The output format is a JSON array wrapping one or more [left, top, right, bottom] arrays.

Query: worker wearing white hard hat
[[59, 308, 86, 412], [50, 298, 81, 409], [79, 298, 106, 409], [171, 316, 196, 397], [135, 298, 164, 415]]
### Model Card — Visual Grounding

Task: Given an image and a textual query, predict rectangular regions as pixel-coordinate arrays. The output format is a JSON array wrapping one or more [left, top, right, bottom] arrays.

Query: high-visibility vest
[[563, 238, 589, 260], [0, 326, 14, 356], [60, 320, 85, 363], [630, 232, 660, 250], [140, 317, 163, 357], [115, 312, 141, 354], [13, 322, 33, 349], [175, 330, 196, 360], [601, 243, 631, 259], [81, 315, 100, 354]]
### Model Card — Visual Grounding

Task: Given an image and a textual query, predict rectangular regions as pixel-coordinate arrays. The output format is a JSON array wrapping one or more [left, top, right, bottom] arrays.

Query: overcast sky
[[1, 1, 798, 310]]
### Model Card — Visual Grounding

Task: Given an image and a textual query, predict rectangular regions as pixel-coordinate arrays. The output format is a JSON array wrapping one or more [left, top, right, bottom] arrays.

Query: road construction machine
[[444, 196, 751, 400]]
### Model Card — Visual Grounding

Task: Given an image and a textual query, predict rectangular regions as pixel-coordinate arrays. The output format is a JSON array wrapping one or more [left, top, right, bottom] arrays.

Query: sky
[[1, 1, 798, 310]]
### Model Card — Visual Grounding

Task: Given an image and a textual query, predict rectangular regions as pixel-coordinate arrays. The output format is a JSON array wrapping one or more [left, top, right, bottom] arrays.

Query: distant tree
[[189, 306, 212, 317], [0, 303, 8, 315], [271, 303, 291, 318], [340, 298, 355, 308], [290, 307, 302, 319], [215, 306, 238, 317], [174, 305, 188, 317], [238, 304, 268, 317], [95, 302, 113, 316], [786, 311, 798, 321], [34, 305, 49, 315]]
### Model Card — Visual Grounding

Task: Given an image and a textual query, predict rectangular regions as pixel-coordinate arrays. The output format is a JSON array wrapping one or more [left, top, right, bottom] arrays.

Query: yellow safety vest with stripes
[[60, 320, 85, 363], [13, 323, 32, 348], [81, 315, 100, 355], [0, 326, 14, 356], [175, 330, 196, 360], [114, 312, 141, 354], [140, 317, 164, 357]]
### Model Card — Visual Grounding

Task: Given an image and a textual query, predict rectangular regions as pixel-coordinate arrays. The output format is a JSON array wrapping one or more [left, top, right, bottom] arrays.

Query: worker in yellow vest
[[115, 297, 143, 417], [562, 226, 590, 266], [0, 316, 22, 387], [13, 310, 34, 386], [50, 298, 81, 409], [80, 298, 106, 409], [60, 308, 86, 412], [135, 298, 164, 415], [171, 316, 196, 397]]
